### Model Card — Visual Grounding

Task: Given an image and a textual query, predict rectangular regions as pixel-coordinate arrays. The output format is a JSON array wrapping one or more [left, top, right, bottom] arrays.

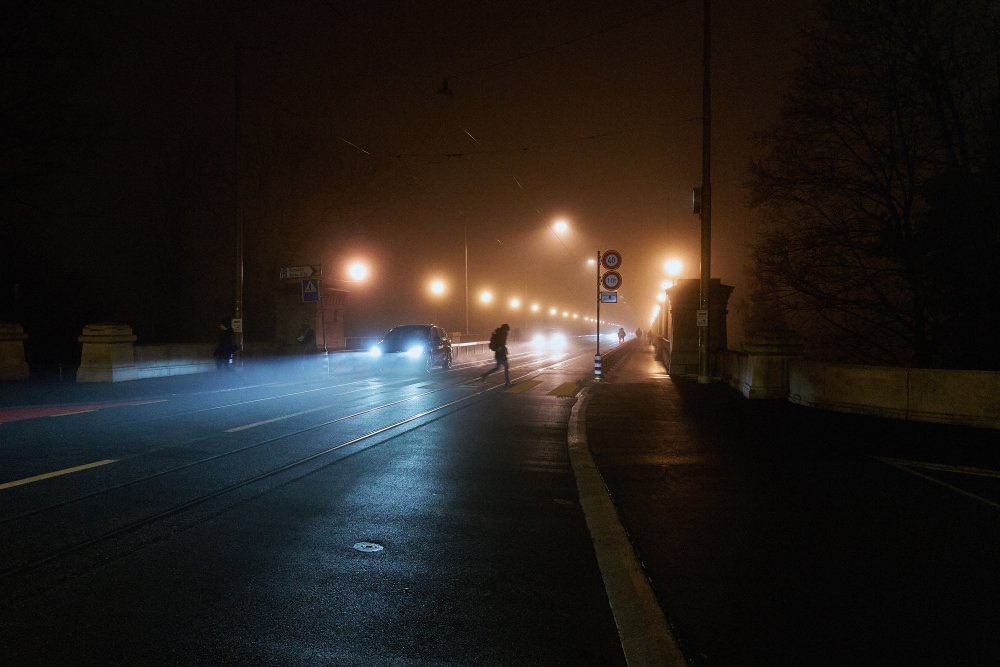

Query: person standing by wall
[[214, 319, 236, 370], [297, 321, 315, 353], [480, 323, 511, 386]]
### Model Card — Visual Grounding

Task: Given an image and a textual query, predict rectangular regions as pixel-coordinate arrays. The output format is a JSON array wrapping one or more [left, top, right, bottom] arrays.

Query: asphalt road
[[4, 340, 997, 666], [0, 343, 626, 665]]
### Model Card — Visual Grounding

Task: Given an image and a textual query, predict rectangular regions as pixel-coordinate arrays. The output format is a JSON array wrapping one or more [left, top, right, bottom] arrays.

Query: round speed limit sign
[[601, 270, 622, 291], [601, 250, 622, 270]]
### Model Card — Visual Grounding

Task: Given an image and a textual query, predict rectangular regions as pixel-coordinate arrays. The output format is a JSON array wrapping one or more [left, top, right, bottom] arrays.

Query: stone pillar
[[740, 330, 805, 399], [665, 278, 734, 377], [0, 322, 30, 381], [76, 323, 138, 383]]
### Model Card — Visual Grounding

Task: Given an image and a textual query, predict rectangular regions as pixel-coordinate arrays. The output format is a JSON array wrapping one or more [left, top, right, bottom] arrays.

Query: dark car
[[369, 324, 452, 373]]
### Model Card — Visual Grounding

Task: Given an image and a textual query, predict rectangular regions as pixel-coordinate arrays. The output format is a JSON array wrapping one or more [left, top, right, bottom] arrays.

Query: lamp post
[[698, 0, 713, 383]]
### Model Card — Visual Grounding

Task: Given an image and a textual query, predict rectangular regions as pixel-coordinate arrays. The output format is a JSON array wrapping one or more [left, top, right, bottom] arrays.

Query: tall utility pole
[[698, 0, 712, 383], [233, 43, 245, 354]]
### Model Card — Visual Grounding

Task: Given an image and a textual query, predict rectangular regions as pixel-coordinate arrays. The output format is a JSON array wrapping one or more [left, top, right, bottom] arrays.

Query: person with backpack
[[214, 318, 237, 370], [480, 323, 511, 385]]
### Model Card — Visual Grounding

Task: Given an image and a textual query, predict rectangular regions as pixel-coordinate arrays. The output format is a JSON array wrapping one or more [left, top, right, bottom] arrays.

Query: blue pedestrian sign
[[302, 278, 319, 302]]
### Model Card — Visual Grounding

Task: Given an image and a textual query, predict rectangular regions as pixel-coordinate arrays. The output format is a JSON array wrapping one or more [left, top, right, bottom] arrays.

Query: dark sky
[[3, 0, 815, 347]]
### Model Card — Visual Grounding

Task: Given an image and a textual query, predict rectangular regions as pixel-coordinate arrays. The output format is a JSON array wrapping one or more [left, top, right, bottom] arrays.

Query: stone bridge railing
[[719, 332, 999, 430]]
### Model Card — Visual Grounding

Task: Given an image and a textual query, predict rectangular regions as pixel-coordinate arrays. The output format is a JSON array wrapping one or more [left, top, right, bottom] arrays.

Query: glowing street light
[[530, 303, 540, 313], [347, 261, 370, 282], [548, 307, 558, 316], [664, 258, 683, 277], [553, 218, 569, 234], [479, 290, 494, 304], [510, 297, 522, 309], [429, 279, 446, 296]]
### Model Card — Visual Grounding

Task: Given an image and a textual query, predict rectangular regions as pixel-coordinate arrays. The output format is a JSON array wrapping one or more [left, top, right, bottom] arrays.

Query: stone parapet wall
[[788, 361, 1000, 430], [133, 344, 217, 377], [0, 323, 30, 381], [76, 324, 138, 382]]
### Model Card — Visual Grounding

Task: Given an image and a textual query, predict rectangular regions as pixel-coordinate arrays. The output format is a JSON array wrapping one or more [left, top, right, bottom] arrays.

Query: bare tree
[[748, 0, 1000, 368]]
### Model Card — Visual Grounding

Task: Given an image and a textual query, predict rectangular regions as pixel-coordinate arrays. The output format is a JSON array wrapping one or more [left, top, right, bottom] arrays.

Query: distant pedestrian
[[636, 327, 642, 341], [214, 319, 237, 370], [296, 321, 315, 354], [618, 327, 626, 344], [480, 323, 511, 385]]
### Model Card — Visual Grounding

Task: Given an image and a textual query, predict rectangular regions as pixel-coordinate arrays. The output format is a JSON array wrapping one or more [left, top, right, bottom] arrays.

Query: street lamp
[[347, 261, 370, 282], [664, 258, 683, 277], [429, 278, 447, 296]]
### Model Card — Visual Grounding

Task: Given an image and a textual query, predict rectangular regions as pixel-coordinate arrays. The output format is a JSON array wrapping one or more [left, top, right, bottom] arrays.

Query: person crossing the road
[[480, 323, 511, 386]]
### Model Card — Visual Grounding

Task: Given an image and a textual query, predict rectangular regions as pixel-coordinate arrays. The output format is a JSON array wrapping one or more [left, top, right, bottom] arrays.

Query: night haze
[[3, 0, 814, 366]]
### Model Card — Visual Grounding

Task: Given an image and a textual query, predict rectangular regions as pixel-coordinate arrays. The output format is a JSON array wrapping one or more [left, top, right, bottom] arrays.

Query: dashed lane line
[[0, 459, 117, 491]]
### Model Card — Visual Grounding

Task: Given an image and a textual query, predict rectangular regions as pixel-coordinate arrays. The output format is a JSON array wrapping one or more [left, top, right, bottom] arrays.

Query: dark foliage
[[748, 0, 1000, 369]]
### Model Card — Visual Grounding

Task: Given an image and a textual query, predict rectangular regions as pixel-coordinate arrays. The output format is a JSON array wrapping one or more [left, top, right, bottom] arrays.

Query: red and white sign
[[601, 250, 622, 270], [601, 271, 622, 291]]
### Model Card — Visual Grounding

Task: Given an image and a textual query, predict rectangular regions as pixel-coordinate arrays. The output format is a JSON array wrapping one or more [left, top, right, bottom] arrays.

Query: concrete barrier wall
[[0, 323, 29, 381], [788, 361, 1000, 430], [133, 344, 217, 378]]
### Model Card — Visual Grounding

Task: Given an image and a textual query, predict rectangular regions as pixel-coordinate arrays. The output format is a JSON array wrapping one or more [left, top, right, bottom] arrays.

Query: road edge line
[[568, 389, 686, 666]]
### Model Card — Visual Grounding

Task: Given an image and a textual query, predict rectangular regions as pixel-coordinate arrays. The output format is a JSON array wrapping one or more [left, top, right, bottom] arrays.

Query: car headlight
[[405, 344, 425, 358], [369, 345, 382, 357], [550, 333, 567, 350], [531, 334, 546, 350]]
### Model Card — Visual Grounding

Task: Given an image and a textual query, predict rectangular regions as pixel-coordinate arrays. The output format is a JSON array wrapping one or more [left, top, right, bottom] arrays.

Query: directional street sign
[[601, 271, 622, 291], [280, 265, 316, 279], [599, 291, 618, 303], [302, 278, 319, 302], [601, 250, 622, 270]]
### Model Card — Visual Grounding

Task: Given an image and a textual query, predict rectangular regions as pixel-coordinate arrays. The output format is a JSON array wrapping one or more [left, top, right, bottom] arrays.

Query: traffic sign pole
[[596, 249, 624, 381], [595, 249, 601, 368]]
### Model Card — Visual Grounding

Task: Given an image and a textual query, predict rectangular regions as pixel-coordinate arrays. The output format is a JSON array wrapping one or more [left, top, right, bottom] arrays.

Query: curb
[[568, 388, 687, 666]]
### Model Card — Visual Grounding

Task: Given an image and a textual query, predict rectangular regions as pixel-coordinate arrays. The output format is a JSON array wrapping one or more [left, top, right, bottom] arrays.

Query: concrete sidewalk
[[583, 343, 1000, 666]]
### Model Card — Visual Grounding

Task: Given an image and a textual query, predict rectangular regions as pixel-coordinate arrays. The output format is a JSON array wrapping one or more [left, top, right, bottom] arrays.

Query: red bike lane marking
[[0, 400, 166, 424]]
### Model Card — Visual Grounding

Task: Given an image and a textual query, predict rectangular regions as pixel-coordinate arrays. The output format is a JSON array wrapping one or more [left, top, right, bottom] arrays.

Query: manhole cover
[[353, 541, 384, 553]]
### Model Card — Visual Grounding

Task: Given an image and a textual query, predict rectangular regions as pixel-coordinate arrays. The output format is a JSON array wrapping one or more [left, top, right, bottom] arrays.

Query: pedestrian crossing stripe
[[505, 380, 542, 393], [548, 382, 580, 397]]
